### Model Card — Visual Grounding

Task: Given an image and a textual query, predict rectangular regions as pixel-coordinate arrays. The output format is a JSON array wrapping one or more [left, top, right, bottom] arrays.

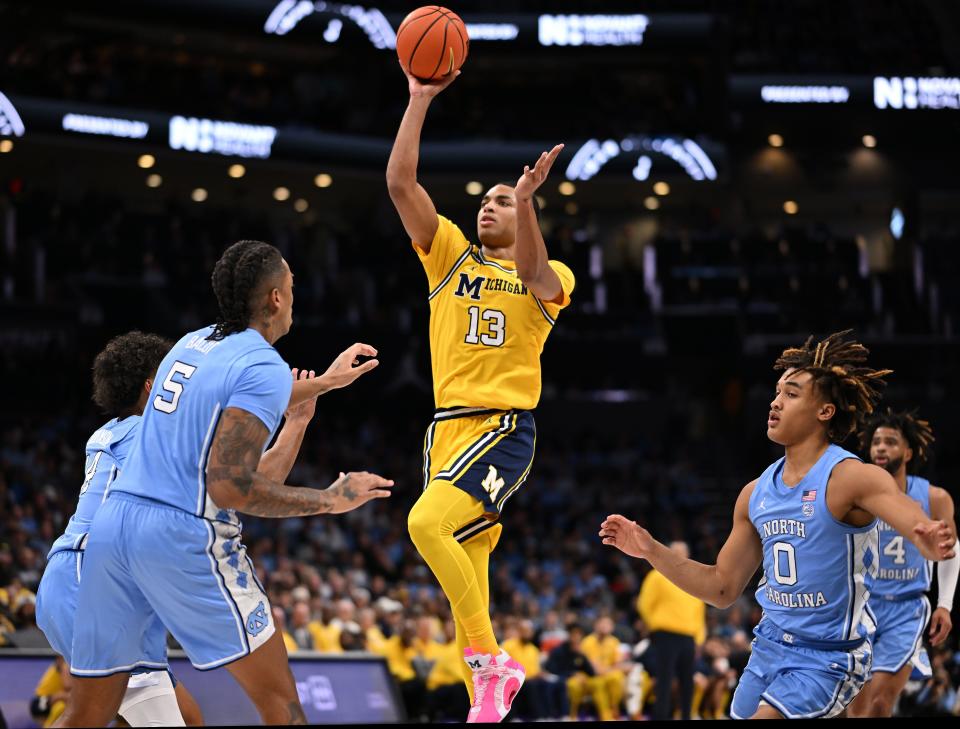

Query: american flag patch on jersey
[[801, 490, 817, 501]]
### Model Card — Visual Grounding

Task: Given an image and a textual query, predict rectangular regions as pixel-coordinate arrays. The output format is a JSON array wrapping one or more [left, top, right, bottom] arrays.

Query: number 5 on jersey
[[153, 361, 197, 413]]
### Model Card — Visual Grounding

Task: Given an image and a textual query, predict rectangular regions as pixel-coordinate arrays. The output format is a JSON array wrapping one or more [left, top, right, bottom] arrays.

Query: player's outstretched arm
[[206, 407, 393, 517], [837, 460, 956, 561], [599, 481, 762, 608], [288, 342, 379, 408], [259, 368, 318, 483], [929, 485, 958, 645], [385, 63, 459, 250], [513, 145, 565, 302]]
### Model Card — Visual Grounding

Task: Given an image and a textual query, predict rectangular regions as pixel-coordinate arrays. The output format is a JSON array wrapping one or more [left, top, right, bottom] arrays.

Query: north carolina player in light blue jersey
[[848, 409, 958, 717], [600, 330, 956, 719], [62, 240, 394, 727], [36, 331, 205, 727]]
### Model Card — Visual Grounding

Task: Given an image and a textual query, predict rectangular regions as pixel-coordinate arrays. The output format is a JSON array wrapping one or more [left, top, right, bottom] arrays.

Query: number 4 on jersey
[[883, 535, 907, 565], [481, 465, 505, 502]]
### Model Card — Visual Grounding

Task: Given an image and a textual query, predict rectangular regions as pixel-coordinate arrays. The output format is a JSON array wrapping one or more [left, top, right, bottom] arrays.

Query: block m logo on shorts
[[246, 601, 269, 636]]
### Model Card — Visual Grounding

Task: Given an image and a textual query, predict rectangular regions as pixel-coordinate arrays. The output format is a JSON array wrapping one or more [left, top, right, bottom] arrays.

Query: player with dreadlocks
[[847, 409, 958, 717], [599, 330, 956, 719], [62, 240, 393, 726]]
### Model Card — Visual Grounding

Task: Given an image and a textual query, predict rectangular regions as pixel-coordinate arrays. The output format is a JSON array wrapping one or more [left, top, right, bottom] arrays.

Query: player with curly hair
[[600, 330, 956, 719], [60, 240, 393, 726], [847, 409, 958, 717]]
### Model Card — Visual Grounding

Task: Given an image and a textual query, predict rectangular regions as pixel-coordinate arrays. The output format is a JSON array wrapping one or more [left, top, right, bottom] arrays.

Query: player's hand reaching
[[912, 519, 956, 561], [599, 514, 654, 559], [322, 343, 379, 390], [929, 606, 953, 646], [515, 144, 564, 202], [400, 61, 460, 99], [323, 471, 394, 514], [284, 368, 318, 424]]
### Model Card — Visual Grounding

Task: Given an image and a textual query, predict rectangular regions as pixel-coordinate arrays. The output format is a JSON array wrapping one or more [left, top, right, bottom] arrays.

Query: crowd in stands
[[3, 397, 958, 720]]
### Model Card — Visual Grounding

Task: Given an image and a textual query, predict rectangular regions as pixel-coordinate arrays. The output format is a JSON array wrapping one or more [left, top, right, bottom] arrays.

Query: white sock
[[118, 670, 186, 727]]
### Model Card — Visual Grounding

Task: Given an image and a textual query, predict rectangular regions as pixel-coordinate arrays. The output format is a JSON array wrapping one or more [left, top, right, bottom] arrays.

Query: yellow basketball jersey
[[414, 215, 575, 411]]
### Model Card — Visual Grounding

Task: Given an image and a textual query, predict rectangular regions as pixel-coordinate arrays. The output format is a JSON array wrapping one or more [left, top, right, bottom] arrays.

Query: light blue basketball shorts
[[730, 618, 872, 719], [867, 595, 932, 676], [70, 493, 274, 676], [36, 549, 169, 669]]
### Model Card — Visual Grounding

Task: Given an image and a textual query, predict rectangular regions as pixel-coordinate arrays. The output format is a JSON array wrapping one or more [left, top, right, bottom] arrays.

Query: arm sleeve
[[413, 215, 472, 292], [542, 260, 576, 314], [937, 546, 959, 611], [225, 356, 293, 436]]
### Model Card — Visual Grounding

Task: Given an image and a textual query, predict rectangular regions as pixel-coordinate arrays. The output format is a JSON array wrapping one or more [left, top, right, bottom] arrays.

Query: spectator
[[545, 623, 608, 721], [426, 619, 469, 721], [580, 615, 628, 721], [289, 601, 315, 651], [30, 656, 70, 728], [272, 606, 298, 654], [638, 540, 706, 720]]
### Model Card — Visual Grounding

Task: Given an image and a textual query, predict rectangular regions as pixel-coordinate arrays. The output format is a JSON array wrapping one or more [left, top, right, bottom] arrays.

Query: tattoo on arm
[[206, 407, 337, 517], [287, 700, 307, 725]]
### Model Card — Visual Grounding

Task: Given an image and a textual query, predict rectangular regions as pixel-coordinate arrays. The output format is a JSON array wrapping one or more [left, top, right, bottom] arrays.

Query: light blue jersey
[[70, 325, 292, 675], [732, 445, 878, 719], [873, 476, 932, 597], [48, 416, 140, 557], [750, 444, 878, 646], [867, 476, 933, 675], [111, 325, 292, 525]]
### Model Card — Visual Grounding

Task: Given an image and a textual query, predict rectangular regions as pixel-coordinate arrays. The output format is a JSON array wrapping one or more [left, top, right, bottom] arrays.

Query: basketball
[[396, 6, 469, 81]]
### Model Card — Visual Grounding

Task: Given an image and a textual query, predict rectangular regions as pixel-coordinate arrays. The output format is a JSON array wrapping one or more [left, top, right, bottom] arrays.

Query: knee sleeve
[[119, 671, 185, 727]]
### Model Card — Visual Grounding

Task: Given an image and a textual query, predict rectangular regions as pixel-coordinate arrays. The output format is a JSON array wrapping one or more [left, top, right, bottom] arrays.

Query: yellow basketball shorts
[[421, 406, 536, 538]]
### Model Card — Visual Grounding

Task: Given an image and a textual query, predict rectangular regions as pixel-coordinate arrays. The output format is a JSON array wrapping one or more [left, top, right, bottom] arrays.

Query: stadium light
[[274, 186, 291, 201], [314, 173, 333, 188], [465, 181, 483, 195], [0, 139, 12, 153], [862, 134, 877, 148], [146, 174, 162, 188], [783, 200, 798, 214], [138, 154, 155, 169], [294, 198, 309, 212], [558, 181, 576, 196], [228, 164, 246, 178], [653, 181, 670, 196], [768, 133, 784, 148], [644, 196, 659, 210], [191, 188, 208, 202]]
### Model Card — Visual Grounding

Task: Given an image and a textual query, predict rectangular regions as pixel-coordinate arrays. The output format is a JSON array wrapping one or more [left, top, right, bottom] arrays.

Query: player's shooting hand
[[401, 61, 460, 99], [929, 606, 953, 646], [324, 471, 394, 514], [322, 343, 379, 390], [284, 368, 318, 424], [913, 519, 956, 561], [515, 144, 564, 201], [599, 514, 653, 559]]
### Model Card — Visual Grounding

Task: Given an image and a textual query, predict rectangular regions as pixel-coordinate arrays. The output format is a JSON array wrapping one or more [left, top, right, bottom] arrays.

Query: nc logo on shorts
[[246, 601, 268, 636]]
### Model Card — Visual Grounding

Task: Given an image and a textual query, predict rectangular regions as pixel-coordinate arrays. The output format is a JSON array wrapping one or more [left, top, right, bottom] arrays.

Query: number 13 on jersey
[[465, 306, 506, 347]]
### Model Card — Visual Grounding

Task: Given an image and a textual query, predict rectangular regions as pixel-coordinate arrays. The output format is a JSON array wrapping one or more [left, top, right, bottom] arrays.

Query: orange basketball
[[396, 6, 469, 81]]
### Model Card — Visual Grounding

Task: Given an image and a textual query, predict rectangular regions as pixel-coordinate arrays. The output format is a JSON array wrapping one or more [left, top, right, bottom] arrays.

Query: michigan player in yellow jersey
[[387, 64, 574, 723]]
